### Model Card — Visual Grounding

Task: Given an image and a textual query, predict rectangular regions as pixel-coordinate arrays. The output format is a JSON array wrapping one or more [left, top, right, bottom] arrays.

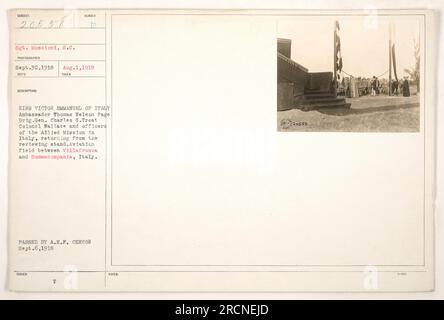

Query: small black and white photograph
[[277, 17, 421, 132]]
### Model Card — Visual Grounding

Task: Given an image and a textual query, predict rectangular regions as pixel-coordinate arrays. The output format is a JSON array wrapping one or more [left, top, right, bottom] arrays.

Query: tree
[[404, 39, 420, 92]]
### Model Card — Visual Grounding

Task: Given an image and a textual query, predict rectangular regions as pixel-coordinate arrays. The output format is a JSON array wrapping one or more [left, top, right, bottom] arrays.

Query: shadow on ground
[[316, 102, 419, 116]]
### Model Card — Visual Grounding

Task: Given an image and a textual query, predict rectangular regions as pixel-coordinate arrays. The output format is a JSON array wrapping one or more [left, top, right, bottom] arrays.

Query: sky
[[278, 16, 420, 79]]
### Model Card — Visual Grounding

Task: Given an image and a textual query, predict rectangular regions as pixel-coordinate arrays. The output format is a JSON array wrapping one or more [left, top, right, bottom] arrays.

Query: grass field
[[277, 95, 420, 132]]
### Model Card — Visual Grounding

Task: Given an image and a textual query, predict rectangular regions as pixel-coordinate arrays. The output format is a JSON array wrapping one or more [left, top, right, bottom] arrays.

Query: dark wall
[[277, 82, 294, 111], [277, 53, 309, 110], [306, 72, 333, 93]]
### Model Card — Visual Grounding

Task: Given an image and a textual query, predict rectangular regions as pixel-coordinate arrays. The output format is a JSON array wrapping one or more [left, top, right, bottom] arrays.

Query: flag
[[391, 44, 398, 81], [335, 21, 343, 82]]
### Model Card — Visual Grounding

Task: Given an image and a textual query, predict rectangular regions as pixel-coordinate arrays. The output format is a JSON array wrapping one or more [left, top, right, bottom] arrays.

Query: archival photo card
[[7, 9, 436, 292]]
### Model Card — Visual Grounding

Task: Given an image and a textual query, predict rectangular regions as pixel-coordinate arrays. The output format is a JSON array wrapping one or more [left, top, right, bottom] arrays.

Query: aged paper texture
[[8, 9, 436, 292]]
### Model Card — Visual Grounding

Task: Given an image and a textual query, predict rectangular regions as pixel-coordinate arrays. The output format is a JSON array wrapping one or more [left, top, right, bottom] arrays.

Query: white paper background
[[111, 14, 424, 267]]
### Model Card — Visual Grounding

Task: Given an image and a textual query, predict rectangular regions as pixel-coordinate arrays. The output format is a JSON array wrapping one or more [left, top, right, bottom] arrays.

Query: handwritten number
[[59, 16, 67, 28]]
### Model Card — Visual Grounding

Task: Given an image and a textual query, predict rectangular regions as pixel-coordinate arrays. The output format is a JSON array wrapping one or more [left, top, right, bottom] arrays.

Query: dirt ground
[[277, 94, 420, 132]]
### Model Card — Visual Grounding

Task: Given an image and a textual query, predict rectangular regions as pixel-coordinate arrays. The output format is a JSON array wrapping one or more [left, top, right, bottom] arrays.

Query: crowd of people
[[339, 75, 412, 98]]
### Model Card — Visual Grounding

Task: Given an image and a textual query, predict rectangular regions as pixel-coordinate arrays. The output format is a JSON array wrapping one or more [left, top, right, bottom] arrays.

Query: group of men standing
[[370, 76, 410, 97], [390, 77, 411, 97], [370, 76, 381, 96]]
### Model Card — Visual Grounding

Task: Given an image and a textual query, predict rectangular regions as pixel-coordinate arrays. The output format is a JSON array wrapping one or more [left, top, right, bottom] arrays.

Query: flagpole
[[389, 22, 392, 96], [333, 21, 337, 97]]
